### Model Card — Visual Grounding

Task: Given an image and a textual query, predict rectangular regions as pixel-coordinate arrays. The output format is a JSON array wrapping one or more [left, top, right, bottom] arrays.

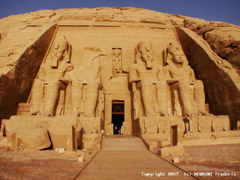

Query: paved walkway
[[76, 137, 196, 180]]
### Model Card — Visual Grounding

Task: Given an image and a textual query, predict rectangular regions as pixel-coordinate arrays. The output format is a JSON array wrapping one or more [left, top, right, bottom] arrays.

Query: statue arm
[[59, 63, 74, 85], [158, 66, 164, 80], [58, 48, 66, 61], [129, 64, 140, 83], [64, 63, 74, 73], [163, 66, 172, 80]]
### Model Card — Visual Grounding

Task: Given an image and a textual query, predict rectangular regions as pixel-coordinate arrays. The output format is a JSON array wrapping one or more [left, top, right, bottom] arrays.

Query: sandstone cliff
[[0, 7, 239, 128]]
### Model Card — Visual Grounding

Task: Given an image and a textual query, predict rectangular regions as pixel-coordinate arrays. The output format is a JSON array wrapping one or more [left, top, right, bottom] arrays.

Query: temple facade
[[1, 8, 239, 152]]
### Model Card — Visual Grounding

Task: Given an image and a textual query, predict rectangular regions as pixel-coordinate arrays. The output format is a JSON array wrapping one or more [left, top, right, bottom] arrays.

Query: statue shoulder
[[184, 64, 193, 71]]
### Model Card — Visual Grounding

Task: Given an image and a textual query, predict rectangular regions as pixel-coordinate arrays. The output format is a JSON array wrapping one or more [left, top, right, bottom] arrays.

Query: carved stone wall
[[0, 8, 239, 151], [1, 8, 239, 124]]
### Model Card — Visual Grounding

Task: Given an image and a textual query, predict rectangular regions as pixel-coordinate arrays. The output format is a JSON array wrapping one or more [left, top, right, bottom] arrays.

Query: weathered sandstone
[[0, 7, 239, 151]]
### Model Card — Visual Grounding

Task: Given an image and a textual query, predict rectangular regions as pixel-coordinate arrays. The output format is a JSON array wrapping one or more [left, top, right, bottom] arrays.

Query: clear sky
[[0, 0, 239, 25]]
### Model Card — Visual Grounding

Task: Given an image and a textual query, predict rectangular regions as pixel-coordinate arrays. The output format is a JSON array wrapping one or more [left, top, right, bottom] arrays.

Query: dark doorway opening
[[171, 125, 178, 146], [112, 114, 124, 135], [112, 101, 124, 135]]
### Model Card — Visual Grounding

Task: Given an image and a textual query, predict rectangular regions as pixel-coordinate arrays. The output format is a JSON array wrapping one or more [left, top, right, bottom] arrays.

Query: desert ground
[[0, 138, 239, 180], [166, 144, 240, 180]]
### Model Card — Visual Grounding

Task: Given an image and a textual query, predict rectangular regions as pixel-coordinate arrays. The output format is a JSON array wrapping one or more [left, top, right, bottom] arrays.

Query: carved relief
[[5, 27, 232, 152], [60, 15, 93, 21], [112, 48, 122, 77]]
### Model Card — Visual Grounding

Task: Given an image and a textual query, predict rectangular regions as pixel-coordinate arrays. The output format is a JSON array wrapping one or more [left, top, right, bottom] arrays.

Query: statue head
[[136, 42, 153, 69], [167, 43, 187, 66], [113, 48, 121, 58], [59, 35, 68, 52], [51, 35, 69, 68]]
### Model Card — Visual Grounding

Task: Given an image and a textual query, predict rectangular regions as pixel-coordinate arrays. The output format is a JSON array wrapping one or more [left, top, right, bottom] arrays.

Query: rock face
[[0, 7, 239, 151], [183, 20, 240, 73]]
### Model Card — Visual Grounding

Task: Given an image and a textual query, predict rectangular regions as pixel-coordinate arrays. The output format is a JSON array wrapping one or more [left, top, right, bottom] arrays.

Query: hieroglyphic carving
[[112, 48, 122, 77], [60, 15, 93, 21]]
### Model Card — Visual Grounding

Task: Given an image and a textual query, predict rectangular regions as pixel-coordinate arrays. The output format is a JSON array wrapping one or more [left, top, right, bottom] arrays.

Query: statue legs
[[31, 79, 44, 115], [194, 80, 207, 115], [85, 81, 99, 117], [157, 80, 168, 116], [71, 81, 83, 116], [139, 80, 155, 117], [178, 81, 194, 116], [42, 81, 64, 117]]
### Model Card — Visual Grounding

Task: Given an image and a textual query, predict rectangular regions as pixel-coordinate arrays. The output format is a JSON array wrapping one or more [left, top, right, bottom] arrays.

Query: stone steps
[[102, 137, 147, 151], [76, 137, 196, 180]]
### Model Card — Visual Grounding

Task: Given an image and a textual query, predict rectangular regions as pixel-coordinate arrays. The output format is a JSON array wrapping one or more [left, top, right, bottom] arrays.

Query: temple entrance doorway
[[112, 101, 124, 135]]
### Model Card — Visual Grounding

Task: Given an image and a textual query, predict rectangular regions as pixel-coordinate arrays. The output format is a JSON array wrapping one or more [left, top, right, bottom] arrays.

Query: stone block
[[140, 117, 172, 134], [78, 156, 84, 162], [197, 116, 212, 132], [173, 157, 180, 163], [58, 148, 65, 154], [212, 116, 230, 132], [144, 117, 159, 134], [80, 117, 101, 134], [158, 117, 170, 133], [160, 145, 185, 157], [198, 132, 212, 139], [187, 117, 198, 133], [82, 134, 101, 150], [9, 128, 51, 151], [5, 116, 51, 151], [48, 115, 81, 151]]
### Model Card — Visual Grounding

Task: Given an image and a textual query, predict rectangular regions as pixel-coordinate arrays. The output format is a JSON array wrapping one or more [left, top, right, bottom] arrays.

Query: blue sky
[[0, 0, 239, 25]]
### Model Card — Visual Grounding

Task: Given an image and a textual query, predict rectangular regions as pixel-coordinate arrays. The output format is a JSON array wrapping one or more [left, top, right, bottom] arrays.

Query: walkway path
[[76, 137, 196, 180]]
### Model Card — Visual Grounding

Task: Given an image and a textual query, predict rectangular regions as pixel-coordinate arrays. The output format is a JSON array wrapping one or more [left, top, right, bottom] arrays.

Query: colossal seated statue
[[71, 47, 104, 117], [164, 43, 207, 116], [129, 42, 168, 117], [30, 36, 73, 116]]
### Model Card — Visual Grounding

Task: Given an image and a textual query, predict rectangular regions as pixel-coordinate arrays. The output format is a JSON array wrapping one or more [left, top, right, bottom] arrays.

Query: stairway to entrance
[[75, 137, 196, 180], [102, 137, 146, 151]]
